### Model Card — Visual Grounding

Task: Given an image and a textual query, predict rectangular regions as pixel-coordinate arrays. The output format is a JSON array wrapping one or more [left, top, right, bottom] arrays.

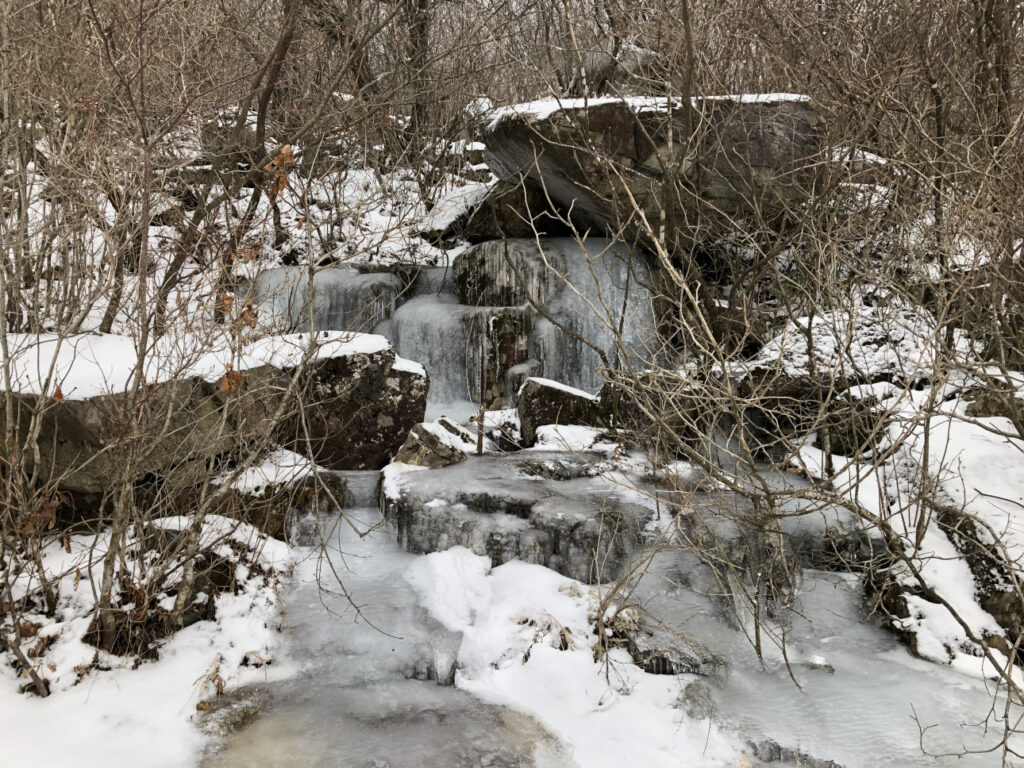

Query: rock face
[[393, 423, 468, 468], [482, 96, 821, 247], [4, 374, 233, 511], [2, 333, 426, 512], [381, 453, 655, 583], [516, 377, 609, 445], [273, 352, 428, 471]]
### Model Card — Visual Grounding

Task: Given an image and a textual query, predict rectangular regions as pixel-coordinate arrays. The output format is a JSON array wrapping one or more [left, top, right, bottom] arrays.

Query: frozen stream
[[205, 502, 1020, 768], [637, 553, 1019, 767], [203, 505, 574, 768]]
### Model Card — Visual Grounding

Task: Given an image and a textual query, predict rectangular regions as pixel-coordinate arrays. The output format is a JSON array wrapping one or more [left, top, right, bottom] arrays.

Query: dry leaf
[[53, 385, 64, 403], [220, 368, 243, 395]]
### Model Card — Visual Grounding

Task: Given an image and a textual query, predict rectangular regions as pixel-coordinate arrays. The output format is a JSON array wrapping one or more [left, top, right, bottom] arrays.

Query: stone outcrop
[[381, 453, 654, 583], [4, 373, 233, 513], [482, 96, 821, 248], [516, 377, 609, 445], [271, 351, 428, 471], [2, 333, 426, 515]]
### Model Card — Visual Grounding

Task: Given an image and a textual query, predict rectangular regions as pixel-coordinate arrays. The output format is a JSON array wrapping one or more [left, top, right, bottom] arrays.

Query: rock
[[1, 333, 425, 515], [610, 607, 725, 675], [744, 738, 844, 767], [450, 179, 570, 243], [381, 453, 654, 583], [517, 377, 609, 445], [934, 505, 1024, 661], [503, 359, 542, 409], [272, 349, 428, 471], [214, 451, 348, 541], [483, 96, 821, 249], [3, 373, 235, 514], [394, 424, 469, 468], [964, 380, 1024, 423]]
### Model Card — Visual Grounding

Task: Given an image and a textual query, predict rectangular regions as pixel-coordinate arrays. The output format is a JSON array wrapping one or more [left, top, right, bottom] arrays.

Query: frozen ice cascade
[[247, 238, 658, 418]]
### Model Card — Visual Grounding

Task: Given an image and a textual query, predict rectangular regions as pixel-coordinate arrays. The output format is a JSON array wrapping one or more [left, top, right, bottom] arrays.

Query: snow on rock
[[418, 180, 496, 233], [2, 330, 392, 399], [800, 384, 1024, 679], [743, 301, 970, 385], [487, 93, 811, 129], [407, 547, 743, 767], [213, 448, 315, 495]]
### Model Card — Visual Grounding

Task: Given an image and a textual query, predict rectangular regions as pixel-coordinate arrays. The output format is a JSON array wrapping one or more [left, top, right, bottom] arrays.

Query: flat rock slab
[[382, 452, 655, 583]]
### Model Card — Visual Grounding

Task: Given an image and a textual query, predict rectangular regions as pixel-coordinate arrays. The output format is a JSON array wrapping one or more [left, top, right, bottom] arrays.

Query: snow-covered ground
[[0, 517, 295, 768]]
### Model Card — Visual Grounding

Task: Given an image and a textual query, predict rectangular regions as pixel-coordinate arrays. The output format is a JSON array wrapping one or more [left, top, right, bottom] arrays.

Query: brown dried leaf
[[220, 369, 243, 395], [53, 385, 64, 403]]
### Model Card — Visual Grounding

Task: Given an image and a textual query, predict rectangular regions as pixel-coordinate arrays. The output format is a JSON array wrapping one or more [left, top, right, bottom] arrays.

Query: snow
[[419, 179, 495, 232], [520, 375, 600, 401], [3, 331, 392, 399], [408, 547, 742, 767], [214, 448, 315, 495], [531, 424, 616, 454], [0, 516, 294, 768], [793, 382, 1024, 678], [743, 301, 971, 384], [391, 355, 427, 377], [488, 93, 811, 129]]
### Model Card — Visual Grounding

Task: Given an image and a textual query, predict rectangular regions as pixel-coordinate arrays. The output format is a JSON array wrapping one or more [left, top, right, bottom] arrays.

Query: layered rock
[[483, 95, 822, 247], [381, 453, 655, 583]]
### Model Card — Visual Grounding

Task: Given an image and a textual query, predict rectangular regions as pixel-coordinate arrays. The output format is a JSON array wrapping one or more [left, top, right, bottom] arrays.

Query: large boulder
[[517, 377, 609, 445], [1, 332, 427, 510], [482, 96, 822, 248]]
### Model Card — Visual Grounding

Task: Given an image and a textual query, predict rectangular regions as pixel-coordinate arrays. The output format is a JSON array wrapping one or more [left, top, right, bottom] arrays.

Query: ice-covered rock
[[381, 453, 655, 583], [387, 294, 531, 408], [246, 265, 406, 333], [609, 606, 725, 675]]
